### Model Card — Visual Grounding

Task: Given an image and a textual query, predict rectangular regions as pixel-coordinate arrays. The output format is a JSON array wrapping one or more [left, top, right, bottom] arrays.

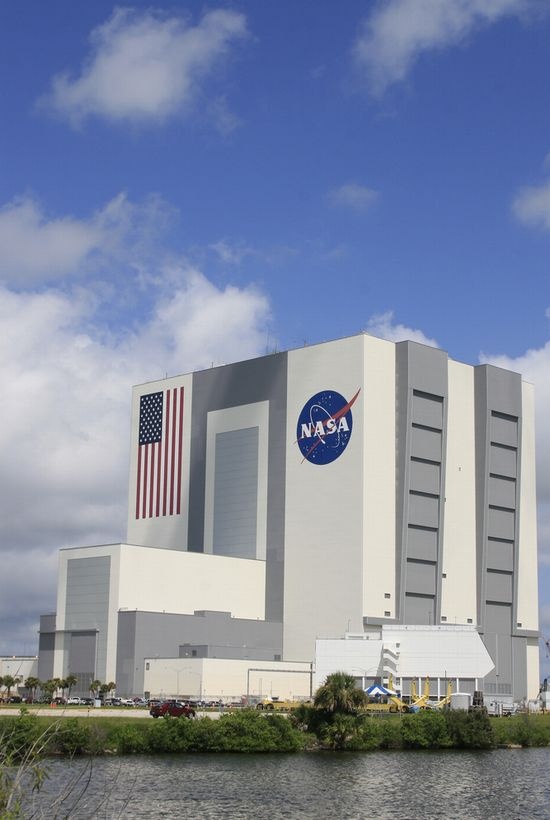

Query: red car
[[149, 701, 196, 719]]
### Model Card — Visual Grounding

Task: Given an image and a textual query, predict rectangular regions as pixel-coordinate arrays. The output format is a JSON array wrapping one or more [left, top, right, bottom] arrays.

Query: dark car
[[149, 701, 195, 719]]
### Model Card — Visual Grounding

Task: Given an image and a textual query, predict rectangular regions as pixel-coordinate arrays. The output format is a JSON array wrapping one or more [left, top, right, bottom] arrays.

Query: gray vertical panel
[[488, 476, 516, 509], [213, 427, 259, 558], [411, 393, 443, 428], [403, 593, 435, 625], [409, 460, 440, 495], [68, 632, 97, 692], [405, 561, 437, 596], [483, 602, 513, 693], [490, 415, 518, 447], [486, 540, 514, 572], [512, 636, 528, 700], [407, 527, 438, 562], [408, 493, 440, 528], [116, 611, 137, 696], [396, 342, 448, 624], [489, 445, 517, 478], [38, 614, 56, 682], [410, 427, 442, 461], [487, 507, 515, 540], [486, 570, 513, 603], [187, 353, 288, 621], [475, 365, 523, 698], [65, 556, 111, 683]]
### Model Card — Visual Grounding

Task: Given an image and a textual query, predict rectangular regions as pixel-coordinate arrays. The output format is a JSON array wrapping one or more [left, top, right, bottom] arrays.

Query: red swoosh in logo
[[300, 388, 361, 462]]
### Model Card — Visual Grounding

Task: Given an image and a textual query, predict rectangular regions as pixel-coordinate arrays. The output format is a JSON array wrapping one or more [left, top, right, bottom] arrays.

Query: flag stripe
[[163, 391, 170, 517], [135, 444, 142, 519], [156, 439, 161, 518], [142, 444, 148, 518], [170, 388, 177, 515], [148, 443, 155, 518]]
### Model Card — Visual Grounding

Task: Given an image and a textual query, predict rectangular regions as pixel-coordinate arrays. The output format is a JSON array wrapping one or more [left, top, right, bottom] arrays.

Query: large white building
[[38, 333, 540, 700]]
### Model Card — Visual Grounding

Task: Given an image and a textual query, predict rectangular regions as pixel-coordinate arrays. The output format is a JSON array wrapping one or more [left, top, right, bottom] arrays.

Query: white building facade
[[39, 333, 540, 700]]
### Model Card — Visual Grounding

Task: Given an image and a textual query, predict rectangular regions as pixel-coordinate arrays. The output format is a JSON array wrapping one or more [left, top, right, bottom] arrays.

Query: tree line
[[0, 675, 117, 702]]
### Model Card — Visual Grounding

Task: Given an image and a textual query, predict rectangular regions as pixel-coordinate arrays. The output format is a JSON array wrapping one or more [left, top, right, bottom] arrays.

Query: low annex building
[[38, 332, 540, 700]]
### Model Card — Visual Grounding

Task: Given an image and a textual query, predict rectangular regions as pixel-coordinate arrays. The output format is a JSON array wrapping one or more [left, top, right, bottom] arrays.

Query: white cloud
[[512, 179, 550, 231], [353, 0, 537, 96], [328, 182, 378, 211], [0, 197, 101, 283], [0, 192, 171, 285], [0, 268, 270, 653], [42, 7, 247, 125], [210, 239, 255, 265], [365, 310, 439, 347]]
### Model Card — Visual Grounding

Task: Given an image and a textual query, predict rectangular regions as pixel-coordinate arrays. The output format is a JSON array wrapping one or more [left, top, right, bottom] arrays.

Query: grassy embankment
[[0, 708, 549, 757]]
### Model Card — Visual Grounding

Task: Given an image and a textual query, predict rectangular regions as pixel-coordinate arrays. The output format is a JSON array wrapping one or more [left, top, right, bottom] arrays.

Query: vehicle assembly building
[[38, 332, 540, 701]]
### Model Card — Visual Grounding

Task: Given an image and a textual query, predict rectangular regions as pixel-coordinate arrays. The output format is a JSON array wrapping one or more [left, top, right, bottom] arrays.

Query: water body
[[23, 749, 549, 819]]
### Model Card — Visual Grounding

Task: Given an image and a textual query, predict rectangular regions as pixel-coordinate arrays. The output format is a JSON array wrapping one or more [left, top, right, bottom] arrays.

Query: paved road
[[0, 706, 224, 719]]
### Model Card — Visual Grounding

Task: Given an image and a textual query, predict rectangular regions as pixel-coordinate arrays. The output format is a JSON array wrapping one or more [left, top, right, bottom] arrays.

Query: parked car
[[149, 701, 195, 719], [67, 697, 83, 705]]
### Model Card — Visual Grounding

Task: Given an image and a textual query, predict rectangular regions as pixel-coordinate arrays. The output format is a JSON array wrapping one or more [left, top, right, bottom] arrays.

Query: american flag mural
[[135, 387, 185, 519]]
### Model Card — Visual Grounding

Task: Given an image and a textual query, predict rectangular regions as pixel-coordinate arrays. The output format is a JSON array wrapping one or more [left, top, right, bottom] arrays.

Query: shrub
[[401, 711, 452, 749], [109, 723, 147, 754], [444, 710, 494, 749], [52, 718, 90, 756]]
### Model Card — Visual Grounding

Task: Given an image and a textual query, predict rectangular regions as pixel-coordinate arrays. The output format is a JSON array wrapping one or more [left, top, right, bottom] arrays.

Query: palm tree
[[1, 675, 21, 700], [42, 679, 58, 702], [65, 674, 78, 698], [90, 680, 102, 699], [314, 672, 367, 715], [24, 676, 41, 702]]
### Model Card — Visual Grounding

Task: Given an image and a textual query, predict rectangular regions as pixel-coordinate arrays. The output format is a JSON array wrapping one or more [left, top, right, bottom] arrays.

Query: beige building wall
[[143, 657, 312, 702], [362, 334, 396, 619], [441, 360, 477, 624], [517, 382, 539, 632], [283, 336, 366, 661]]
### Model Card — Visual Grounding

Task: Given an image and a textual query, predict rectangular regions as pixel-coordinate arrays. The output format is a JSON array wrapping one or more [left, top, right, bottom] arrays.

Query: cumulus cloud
[[353, 0, 537, 96], [0, 240, 270, 653], [0, 197, 101, 283], [41, 7, 247, 125], [0, 192, 171, 286], [513, 179, 550, 231], [365, 310, 439, 347], [328, 182, 378, 212]]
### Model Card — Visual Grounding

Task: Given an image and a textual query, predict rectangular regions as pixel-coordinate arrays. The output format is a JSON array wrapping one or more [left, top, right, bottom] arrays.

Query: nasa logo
[[296, 388, 361, 465]]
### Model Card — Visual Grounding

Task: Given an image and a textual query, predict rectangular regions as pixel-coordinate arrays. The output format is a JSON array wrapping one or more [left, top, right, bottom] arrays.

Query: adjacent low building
[[38, 332, 540, 700]]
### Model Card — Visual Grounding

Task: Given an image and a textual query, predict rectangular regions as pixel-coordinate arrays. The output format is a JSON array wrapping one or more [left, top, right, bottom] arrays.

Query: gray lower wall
[[37, 614, 56, 683], [116, 609, 283, 695]]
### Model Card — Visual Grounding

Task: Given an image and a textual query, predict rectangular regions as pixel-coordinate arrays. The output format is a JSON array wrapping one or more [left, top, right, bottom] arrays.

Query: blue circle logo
[[296, 389, 360, 465]]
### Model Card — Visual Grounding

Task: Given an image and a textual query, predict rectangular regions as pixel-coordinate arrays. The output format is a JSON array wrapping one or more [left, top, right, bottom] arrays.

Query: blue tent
[[364, 684, 396, 697]]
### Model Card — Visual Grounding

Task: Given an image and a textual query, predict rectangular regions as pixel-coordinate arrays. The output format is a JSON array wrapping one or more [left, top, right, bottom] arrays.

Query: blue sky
[[1, 0, 549, 681]]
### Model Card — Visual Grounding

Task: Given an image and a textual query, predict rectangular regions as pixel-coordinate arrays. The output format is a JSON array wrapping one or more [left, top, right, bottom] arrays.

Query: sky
[[1, 0, 549, 681]]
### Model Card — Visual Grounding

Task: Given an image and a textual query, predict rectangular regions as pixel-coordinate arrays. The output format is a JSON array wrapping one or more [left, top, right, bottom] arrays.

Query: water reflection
[[24, 749, 550, 819]]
